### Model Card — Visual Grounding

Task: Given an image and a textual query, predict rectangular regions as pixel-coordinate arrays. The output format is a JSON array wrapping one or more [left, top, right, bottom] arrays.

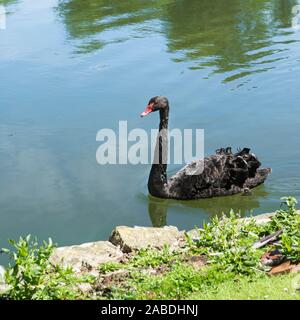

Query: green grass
[[107, 264, 234, 300], [104, 262, 300, 300], [98, 262, 124, 274], [189, 274, 300, 300]]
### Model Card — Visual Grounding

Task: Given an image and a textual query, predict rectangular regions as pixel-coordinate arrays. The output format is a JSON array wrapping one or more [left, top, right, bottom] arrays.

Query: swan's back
[[167, 147, 270, 200]]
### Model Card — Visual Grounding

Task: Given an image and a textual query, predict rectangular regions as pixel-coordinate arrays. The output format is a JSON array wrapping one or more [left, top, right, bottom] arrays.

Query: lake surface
[[1, 0, 300, 262]]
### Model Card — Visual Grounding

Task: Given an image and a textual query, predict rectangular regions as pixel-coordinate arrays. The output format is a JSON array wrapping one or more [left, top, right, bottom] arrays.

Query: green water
[[0, 0, 300, 261]]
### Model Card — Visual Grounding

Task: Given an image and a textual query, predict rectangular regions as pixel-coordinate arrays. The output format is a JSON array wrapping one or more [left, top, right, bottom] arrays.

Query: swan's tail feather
[[216, 146, 252, 156], [216, 146, 233, 155], [235, 147, 251, 157], [216, 147, 226, 155], [168, 146, 271, 200], [215, 146, 269, 189], [226, 147, 233, 155]]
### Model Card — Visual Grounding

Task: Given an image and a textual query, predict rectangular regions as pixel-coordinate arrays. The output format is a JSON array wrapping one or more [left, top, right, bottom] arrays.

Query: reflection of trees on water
[[148, 185, 269, 227], [272, 0, 299, 27], [57, 0, 297, 81], [164, 0, 298, 82], [56, 0, 169, 54], [0, 0, 18, 4]]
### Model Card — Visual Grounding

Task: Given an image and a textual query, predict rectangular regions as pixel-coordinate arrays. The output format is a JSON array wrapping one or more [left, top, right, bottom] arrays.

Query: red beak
[[141, 103, 154, 117]]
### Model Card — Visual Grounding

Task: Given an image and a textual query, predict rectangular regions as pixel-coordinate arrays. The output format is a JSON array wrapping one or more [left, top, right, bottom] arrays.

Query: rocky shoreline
[[49, 212, 276, 277], [1, 211, 300, 298]]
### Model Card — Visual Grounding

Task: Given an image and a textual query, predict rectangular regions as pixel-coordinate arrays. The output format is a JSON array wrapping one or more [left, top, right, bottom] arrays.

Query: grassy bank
[[1, 197, 299, 300], [189, 274, 299, 300], [94, 249, 300, 300]]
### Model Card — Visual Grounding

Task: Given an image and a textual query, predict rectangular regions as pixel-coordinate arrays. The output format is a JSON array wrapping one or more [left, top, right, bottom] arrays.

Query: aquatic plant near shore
[[1, 235, 94, 300], [185, 212, 266, 275], [186, 196, 300, 275], [268, 197, 300, 262]]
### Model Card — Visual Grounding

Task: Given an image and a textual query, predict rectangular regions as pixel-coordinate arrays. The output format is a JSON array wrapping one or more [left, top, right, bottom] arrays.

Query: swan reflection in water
[[147, 184, 269, 228]]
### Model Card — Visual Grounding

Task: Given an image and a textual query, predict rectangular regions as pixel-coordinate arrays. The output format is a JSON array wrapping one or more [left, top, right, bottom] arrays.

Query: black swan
[[141, 96, 271, 200]]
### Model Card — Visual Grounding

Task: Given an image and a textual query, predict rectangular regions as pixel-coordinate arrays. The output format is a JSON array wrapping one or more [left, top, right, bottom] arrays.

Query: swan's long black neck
[[148, 108, 169, 198]]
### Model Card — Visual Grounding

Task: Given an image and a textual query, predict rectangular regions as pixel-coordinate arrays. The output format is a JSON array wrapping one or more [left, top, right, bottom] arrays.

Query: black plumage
[[141, 96, 271, 200]]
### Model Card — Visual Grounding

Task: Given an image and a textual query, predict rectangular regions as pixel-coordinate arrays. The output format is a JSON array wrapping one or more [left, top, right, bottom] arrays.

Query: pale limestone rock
[[50, 241, 123, 274], [248, 210, 299, 225], [109, 226, 183, 253], [245, 212, 276, 225]]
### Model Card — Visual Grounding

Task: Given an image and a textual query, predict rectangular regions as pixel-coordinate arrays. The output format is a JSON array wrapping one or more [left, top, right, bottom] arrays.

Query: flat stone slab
[[50, 241, 123, 274], [247, 210, 299, 225], [109, 226, 183, 253], [245, 212, 276, 225]]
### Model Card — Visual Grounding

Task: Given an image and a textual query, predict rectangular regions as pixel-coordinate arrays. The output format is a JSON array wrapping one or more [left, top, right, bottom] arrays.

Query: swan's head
[[141, 96, 169, 117]]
